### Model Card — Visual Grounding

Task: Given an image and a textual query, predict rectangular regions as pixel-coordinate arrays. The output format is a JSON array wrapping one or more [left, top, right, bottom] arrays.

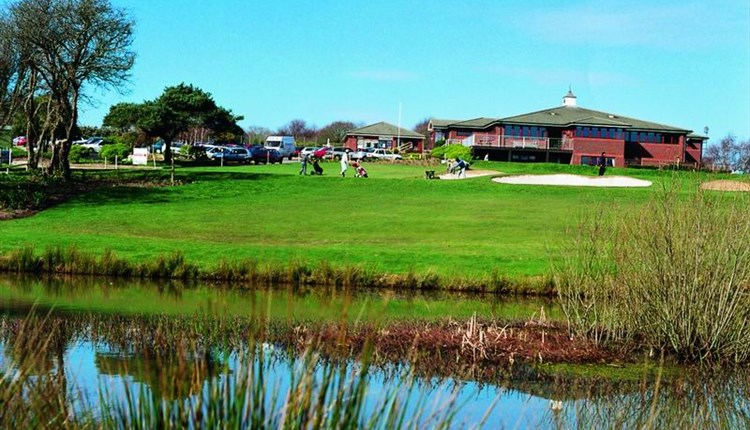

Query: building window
[[456, 131, 471, 137]]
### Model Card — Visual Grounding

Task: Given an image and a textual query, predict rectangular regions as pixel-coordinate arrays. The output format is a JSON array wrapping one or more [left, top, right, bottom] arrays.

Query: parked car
[[350, 148, 375, 160], [205, 146, 225, 159], [72, 137, 104, 153], [12, 136, 27, 146], [213, 147, 255, 164], [247, 146, 283, 164], [300, 147, 320, 158], [264, 136, 296, 160], [369, 148, 403, 160], [325, 147, 351, 160]]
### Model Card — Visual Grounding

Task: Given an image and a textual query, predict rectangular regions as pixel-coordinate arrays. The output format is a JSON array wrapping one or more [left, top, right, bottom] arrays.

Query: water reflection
[[1, 275, 749, 428], [1, 312, 749, 429]]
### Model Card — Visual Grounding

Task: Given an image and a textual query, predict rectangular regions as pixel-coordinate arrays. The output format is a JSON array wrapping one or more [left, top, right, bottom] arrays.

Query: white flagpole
[[397, 102, 402, 151]]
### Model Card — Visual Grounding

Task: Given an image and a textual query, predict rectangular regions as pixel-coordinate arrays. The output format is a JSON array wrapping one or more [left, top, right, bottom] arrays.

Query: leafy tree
[[6, 0, 135, 178], [104, 83, 243, 162]]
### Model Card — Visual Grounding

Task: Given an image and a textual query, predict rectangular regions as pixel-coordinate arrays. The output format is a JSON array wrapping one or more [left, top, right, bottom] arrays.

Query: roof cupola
[[562, 87, 577, 107]]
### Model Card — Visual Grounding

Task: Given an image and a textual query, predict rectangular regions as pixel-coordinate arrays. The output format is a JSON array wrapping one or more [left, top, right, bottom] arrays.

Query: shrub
[[99, 143, 130, 161], [68, 144, 90, 163], [555, 183, 750, 363], [430, 144, 471, 161]]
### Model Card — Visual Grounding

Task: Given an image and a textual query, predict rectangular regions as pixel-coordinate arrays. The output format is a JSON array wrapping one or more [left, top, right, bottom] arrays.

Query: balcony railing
[[452, 134, 574, 151]]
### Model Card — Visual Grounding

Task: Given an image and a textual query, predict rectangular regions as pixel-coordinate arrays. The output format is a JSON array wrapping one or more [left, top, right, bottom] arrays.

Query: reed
[[556, 182, 750, 363], [0, 246, 552, 295]]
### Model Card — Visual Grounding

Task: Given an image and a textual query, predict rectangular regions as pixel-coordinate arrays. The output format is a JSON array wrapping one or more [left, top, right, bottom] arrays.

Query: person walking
[[598, 152, 607, 176], [340, 149, 349, 177], [300, 153, 309, 175]]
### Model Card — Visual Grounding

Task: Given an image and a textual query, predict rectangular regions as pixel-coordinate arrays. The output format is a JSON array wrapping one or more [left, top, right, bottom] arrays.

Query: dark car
[[247, 146, 283, 164]]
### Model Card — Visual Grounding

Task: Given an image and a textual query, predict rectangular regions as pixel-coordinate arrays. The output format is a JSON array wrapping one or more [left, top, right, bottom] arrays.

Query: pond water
[[1, 275, 748, 428]]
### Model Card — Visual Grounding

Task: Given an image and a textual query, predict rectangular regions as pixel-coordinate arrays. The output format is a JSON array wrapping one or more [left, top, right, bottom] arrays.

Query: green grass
[[0, 161, 727, 280]]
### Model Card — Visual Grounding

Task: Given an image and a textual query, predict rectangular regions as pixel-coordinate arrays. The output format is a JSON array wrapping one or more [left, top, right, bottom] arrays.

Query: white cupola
[[562, 87, 577, 107]]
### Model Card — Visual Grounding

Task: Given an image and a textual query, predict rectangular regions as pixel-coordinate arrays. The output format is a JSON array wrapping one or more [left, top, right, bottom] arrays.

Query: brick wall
[[572, 138, 625, 167]]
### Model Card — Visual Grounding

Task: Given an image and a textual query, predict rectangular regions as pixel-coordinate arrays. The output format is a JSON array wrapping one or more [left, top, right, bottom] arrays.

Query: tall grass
[[0, 245, 554, 294], [555, 183, 750, 363]]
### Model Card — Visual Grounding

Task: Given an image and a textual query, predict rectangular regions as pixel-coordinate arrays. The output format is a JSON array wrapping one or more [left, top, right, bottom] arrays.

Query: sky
[[78, 0, 750, 143]]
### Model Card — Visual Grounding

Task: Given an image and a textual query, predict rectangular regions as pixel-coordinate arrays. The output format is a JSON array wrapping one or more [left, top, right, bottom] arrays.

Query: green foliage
[[556, 184, 750, 363], [68, 144, 90, 163], [0, 173, 62, 210], [99, 143, 130, 161], [434, 138, 446, 148], [430, 144, 471, 160]]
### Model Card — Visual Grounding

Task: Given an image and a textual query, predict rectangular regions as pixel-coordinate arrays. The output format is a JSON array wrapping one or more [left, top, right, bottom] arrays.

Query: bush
[[430, 144, 471, 161], [99, 143, 130, 161], [68, 144, 89, 163], [555, 184, 750, 363]]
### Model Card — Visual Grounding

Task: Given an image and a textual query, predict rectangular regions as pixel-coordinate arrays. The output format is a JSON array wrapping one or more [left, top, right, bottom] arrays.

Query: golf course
[[0, 160, 715, 285]]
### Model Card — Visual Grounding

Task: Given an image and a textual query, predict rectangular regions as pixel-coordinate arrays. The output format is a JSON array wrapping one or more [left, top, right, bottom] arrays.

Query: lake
[[1, 275, 747, 428]]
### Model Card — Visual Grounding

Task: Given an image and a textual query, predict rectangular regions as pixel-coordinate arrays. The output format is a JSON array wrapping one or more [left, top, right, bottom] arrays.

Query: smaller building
[[343, 122, 425, 152]]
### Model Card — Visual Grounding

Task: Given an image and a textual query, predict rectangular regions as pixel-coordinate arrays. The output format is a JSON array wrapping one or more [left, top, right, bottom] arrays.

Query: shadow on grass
[[69, 170, 276, 206]]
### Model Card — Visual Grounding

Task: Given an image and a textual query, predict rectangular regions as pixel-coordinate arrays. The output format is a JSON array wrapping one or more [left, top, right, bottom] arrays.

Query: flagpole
[[397, 102, 402, 152]]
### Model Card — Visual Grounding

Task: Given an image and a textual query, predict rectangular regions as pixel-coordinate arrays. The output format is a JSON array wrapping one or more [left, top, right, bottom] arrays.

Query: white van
[[265, 136, 296, 160]]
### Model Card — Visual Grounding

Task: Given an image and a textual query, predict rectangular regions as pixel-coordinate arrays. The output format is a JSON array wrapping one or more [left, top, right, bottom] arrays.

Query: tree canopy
[[104, 83, 243, 161], [0, 0, 135, 177]]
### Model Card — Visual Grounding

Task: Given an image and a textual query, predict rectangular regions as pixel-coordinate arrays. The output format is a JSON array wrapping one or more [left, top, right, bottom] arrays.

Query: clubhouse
[[428, 90, 706, 167]]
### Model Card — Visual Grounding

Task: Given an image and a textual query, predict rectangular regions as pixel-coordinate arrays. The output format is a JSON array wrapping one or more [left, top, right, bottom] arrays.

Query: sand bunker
[[438, 169, 501, 180], [492, 174, 652, 188], [700, 180, 750, 192]]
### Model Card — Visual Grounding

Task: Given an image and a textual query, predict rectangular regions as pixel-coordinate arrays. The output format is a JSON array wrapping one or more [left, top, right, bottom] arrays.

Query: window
[[456, 131, 471, 137]]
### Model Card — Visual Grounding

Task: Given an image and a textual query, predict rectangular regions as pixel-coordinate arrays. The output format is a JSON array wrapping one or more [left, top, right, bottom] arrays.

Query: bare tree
[[704, 135, 738, 171], [278, 118, 317, 141], [315, 120, 355, 145], [413, 117, 430, 137]]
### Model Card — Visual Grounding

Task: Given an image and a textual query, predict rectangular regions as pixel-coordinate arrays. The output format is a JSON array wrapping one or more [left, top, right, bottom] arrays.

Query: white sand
[[492, 174, 652, 188], [437, 169, 501, 180]]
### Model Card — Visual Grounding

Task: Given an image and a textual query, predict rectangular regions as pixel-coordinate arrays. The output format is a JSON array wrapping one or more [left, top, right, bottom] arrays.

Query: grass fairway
[[0, 161, 707, 279]]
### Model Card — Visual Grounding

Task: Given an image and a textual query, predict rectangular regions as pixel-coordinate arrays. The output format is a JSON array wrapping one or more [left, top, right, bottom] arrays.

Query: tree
[[315, 121, 356, 145], [104, 83, 243, 162], [704, 135, 739, 171], [246, 125, 272, 145], [3, 0, 135, 177], [278, 118, 316, 142], [413, 118, 430, 137]]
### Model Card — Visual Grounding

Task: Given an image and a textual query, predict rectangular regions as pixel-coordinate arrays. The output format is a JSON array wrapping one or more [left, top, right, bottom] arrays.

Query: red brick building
[[343, 122, 425, 152], [428, 90, 706, 167]]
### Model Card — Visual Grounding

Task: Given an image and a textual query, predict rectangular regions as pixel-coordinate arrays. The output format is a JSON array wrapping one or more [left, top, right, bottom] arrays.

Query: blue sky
[[79, 0, 750, 142]]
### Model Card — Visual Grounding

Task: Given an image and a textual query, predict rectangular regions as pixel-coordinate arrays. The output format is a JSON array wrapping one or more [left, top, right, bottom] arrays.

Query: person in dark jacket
[[598, 152, 607, 176]]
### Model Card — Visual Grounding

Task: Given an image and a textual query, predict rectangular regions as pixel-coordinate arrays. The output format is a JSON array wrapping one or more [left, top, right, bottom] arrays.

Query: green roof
[[500, 106, 690, 133], [450, 117, 498, 128], [429, 119, 460, 128], [345, 121, 424, 139]]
